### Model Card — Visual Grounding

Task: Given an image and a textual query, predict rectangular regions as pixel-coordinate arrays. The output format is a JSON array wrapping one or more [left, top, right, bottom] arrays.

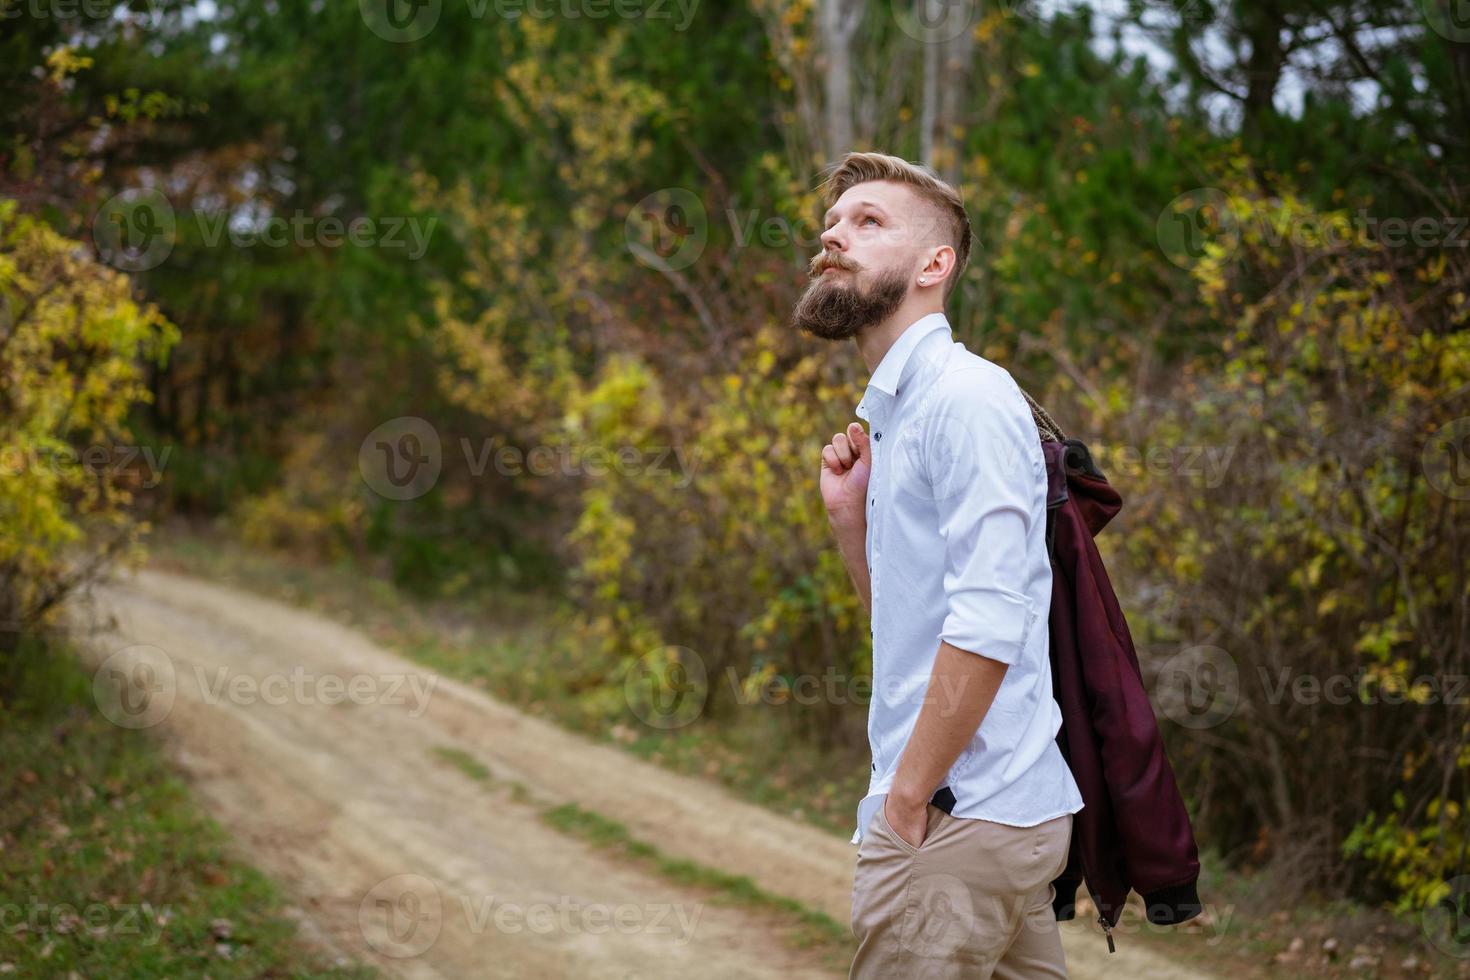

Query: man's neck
[[855, 301, 945, 373]]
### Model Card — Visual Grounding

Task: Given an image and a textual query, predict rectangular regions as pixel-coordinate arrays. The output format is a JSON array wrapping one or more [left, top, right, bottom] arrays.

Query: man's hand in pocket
[[884, 794, 928, 850]]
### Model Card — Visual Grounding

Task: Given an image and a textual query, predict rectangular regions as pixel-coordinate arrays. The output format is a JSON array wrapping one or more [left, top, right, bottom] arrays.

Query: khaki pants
[[850, 802, 1073, 979]]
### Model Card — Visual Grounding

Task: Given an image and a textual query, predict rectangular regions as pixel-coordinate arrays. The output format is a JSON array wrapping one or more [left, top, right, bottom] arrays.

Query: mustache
[[808, 251, 862, 278]]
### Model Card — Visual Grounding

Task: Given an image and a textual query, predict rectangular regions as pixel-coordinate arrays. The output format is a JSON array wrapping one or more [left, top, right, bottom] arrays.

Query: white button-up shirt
[[850, 312, 1084, 844]]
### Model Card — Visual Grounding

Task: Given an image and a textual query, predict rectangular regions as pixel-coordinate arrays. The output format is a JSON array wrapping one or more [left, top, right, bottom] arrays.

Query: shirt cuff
[[939, 587, 1038, 666]]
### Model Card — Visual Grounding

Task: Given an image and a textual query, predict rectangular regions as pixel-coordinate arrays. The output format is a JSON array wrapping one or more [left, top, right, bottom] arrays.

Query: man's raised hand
[[820, 421, 872, 527]]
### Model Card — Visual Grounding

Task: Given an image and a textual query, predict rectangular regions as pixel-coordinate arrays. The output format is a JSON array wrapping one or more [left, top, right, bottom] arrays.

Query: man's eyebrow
[[824, 200, 890, 224]]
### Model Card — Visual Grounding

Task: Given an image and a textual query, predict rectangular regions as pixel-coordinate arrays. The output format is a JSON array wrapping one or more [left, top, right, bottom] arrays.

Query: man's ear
[[919, 244, 956, 290]]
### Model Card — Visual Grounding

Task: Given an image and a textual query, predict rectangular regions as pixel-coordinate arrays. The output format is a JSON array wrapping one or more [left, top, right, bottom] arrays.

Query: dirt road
[[73, 567, 1221, 979]]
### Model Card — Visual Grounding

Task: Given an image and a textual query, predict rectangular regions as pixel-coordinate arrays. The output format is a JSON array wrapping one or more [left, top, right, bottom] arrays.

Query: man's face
[[793, 180, 930, 341]]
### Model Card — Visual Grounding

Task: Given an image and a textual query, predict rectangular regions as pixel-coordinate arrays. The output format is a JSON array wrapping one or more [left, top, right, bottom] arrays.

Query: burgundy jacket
[[1041, 438, 1202, 945]]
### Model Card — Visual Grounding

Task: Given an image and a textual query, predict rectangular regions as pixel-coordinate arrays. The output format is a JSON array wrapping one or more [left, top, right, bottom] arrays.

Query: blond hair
[[819, 151, 974, 300]]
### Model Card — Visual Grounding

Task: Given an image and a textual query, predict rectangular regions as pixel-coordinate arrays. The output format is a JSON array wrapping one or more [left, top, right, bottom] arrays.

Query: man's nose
[[820, 223, 845, 251]]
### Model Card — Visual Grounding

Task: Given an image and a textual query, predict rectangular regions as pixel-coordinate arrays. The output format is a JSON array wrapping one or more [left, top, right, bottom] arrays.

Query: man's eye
[[862, 216, 879, 226]]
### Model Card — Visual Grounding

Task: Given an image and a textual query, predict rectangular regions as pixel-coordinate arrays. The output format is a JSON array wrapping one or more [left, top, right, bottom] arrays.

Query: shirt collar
[[860, 312, 952, 412]]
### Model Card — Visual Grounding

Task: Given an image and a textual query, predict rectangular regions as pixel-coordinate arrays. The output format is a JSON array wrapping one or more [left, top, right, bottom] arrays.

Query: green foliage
[[0, 201, 177, 640], [1112, 173, 1470, 903]]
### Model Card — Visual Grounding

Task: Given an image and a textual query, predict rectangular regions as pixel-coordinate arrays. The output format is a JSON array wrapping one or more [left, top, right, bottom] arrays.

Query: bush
[[0, 200, 178, 649], [1110, 175, 1470, 905]]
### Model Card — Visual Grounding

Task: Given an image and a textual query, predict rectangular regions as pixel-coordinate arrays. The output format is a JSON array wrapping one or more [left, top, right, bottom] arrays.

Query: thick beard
[[792, 265, 910, 341]]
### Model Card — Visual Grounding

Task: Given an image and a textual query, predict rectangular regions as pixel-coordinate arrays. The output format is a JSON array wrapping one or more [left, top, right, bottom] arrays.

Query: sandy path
[[72, 567, 1221, 979]]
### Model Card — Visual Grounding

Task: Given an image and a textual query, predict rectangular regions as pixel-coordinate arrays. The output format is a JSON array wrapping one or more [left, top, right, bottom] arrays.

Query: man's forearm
[[888, 640, 1009, 808], [828, 517, 871, 614]]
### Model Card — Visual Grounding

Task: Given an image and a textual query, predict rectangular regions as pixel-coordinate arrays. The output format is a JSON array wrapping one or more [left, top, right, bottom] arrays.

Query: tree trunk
[[820, 0, 862, 160], [1241, 5, 1286, 140], [919, 0, 939, 164]]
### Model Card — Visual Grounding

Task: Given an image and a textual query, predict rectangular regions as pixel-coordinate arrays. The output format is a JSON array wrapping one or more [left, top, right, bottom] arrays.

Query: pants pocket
[[875, 802, 922, 856]]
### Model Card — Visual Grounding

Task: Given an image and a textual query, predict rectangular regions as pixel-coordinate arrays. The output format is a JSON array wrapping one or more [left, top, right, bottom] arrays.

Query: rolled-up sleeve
[[921, 371, 1042, 665]]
